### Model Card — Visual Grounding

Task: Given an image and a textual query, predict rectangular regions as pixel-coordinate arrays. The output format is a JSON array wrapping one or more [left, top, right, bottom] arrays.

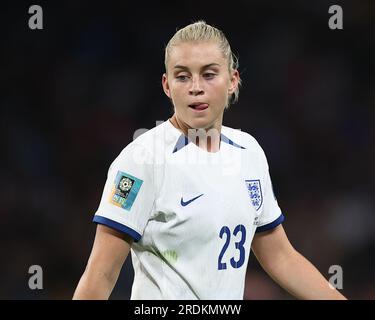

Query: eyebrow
[[173, 63, 221, 70]]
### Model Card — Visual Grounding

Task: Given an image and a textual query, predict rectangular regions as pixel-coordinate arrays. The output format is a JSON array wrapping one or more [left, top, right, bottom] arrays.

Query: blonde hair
[[164, 20, 242, 107]]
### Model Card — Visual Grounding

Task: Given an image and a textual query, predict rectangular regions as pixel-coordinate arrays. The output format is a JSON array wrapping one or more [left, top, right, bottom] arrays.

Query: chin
[[188, 118, 213, 130]]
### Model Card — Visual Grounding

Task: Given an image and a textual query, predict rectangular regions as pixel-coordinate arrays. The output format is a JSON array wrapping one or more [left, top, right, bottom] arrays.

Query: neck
[[169, 114, 222, 153]]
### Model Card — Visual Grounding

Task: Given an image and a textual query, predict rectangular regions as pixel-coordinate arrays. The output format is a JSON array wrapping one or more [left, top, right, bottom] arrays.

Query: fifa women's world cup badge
[[110, 171, 143, 211], [119, 177, 134, 196]]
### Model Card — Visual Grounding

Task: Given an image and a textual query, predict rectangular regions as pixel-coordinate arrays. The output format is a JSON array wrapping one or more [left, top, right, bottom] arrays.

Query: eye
[[176, 75, 189, 82], [203, 73, 216, 79]]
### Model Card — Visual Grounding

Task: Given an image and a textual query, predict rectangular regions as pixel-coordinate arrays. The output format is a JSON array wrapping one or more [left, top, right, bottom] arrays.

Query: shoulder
[[221, 125, 270, 171], [221, 125, 265, 156], [113, 121, 174, 166]]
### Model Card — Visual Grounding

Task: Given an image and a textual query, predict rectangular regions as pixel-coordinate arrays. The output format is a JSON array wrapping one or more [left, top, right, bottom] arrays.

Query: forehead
[[168, 41, 226, 69]]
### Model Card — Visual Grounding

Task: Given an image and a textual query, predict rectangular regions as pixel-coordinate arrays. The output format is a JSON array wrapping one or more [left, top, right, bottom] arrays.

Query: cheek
[[211, 76, 229, 90], [169, 87, 181, 100], [211, 81, 230, 100], [169, 86, 186, 106]]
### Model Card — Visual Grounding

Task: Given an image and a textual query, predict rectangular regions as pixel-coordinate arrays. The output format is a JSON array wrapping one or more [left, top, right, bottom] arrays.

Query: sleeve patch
[[109, 171, 143, 211]]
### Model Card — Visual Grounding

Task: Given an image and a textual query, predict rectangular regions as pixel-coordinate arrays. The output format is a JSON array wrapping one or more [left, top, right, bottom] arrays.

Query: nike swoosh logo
[[180, 194, 204, 206]]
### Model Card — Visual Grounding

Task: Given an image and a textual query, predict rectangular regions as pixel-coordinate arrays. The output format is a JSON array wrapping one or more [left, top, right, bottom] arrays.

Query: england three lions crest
[[245, 179, 263, 211]]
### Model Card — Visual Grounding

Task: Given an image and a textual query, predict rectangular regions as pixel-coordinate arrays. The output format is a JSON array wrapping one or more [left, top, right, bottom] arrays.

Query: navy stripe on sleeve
[[93, 215, 142, 242], [255, 213, 285, 233]]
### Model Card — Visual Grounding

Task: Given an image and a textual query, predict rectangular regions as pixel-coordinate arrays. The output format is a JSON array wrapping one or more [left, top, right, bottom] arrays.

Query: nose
[[189, 76, 204, 96]]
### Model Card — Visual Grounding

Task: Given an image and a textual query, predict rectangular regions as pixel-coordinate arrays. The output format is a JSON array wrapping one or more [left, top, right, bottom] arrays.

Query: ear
[[162, 73, 171, 98], [228, 70, 240, 95]]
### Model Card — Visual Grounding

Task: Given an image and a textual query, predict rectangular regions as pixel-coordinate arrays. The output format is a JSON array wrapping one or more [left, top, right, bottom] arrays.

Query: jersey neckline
[[165, 119, 245, 155], [165, 119, 224, 155]]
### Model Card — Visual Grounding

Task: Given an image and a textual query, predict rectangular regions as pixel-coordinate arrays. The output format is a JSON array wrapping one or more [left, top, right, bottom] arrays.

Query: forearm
[[73, 225, 132, 300], [73, 267, 117, 300], [266, 249, 346, 300]]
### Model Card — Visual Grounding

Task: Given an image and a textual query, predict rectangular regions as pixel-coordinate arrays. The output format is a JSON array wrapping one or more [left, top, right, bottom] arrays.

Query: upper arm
[[251, 142, 284, 233], [93, 143, 155, 242], [86, 224, 133, 282], [251, 225, 297, 271]]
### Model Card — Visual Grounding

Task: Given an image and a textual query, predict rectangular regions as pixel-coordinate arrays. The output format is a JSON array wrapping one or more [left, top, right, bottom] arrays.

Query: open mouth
[[188, 103, 209, 111]]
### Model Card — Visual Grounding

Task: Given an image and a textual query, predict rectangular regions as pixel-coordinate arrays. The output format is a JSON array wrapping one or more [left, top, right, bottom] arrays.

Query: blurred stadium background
[[0, 0, 374, 299]]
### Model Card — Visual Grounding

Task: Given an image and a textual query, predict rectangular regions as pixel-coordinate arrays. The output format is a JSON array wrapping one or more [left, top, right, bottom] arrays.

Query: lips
[[189, 102, 209, 111]]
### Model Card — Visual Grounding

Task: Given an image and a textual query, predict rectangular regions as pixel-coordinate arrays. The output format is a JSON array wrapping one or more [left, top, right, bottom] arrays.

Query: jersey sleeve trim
[[93, 215, 142, 242], [255, 213, 285, 233]]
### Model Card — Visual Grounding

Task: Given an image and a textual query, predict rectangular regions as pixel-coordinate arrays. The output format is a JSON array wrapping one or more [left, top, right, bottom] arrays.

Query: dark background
[[1, 0, 374, 299]]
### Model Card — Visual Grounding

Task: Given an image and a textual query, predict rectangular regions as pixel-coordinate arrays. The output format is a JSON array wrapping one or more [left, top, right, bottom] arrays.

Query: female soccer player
[[73, 21, 346, 300]]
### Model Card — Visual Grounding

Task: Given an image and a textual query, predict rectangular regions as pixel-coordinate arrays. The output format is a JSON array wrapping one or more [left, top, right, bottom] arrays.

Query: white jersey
[[93, 120, 284, 299]]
